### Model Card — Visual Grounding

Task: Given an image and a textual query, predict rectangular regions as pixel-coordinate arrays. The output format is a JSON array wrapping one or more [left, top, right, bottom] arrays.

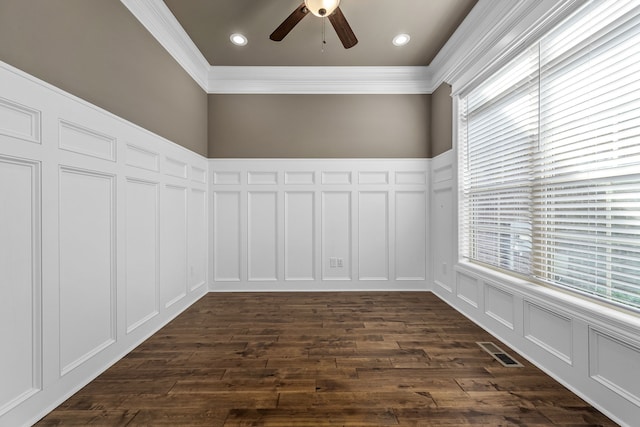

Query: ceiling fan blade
[[328, 7, 358, 49], [270, 2, 309, 41]]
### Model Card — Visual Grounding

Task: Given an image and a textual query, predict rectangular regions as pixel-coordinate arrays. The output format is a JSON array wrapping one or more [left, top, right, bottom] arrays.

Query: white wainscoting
[[209, 159, 430, 291], [0, 61, 208, 427], [430, 149, 640, 427]]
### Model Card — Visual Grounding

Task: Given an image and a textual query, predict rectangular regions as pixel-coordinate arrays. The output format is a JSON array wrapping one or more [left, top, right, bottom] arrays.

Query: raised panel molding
[[59, 167, 116, 375], [524, 300, 573, 365], [213, 171, 241, 185], [211, 159, 430, 291], [322, 171, 352, 185], [396, 171, 426, 185], [189, 189, 207, 290], [432, 185, 453, 290], [484, 283, 515, 330], [456, 272, 479, 308], [165, 156, 188, 179], [213, 191, 241, 281], [358, 192, 389, 280], [125, 178, 159, 334], [0, 156, 41, 415], [162, 185, 188, 307], [285, 171, 315, 185], [358, 171, 388, 185], [59, 120, 116, 162], [432, 163, 453, 184], [395, 191, 426, 281], [285, 192, 315, 281], [0, 96, 41, 143], [248, 192, 278, 281], [126, 143, 159, 171], [322, 191, 352, 281], [449, 260, 640, 427], [191, 166, 207, 183], [589, 327, 640, 407], [248, 171, 278, 185], [0, 60, 210, 427]]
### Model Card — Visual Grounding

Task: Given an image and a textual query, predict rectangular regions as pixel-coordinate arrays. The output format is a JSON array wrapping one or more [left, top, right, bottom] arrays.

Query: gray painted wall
[[0, 0, 454, 159], [431, 83, 453, 157], [208, 94, 431, 158], [0, 0, 208, 157]]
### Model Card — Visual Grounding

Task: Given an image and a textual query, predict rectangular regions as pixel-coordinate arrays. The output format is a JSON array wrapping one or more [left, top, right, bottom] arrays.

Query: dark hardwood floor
[[37, 292, 617, 426]]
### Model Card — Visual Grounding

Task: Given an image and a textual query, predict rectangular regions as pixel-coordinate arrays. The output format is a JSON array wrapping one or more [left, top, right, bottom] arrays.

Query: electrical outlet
[[337, 258, 344, 268], [329, 257, 337, 268]]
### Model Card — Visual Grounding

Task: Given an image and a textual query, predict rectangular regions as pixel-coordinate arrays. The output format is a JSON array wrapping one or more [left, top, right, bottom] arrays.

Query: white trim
[[435, 0, 584, 95], [121, 0, 588, 94], [119, 0, 210, 91], [207, 66, 433, 94]]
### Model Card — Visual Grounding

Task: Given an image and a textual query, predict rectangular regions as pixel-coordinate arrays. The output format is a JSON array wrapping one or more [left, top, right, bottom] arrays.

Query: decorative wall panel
[[0, 157, 40, 414], [0, 61, 208, 427], [125, 143, 158, 171], [322, 171, 351, 185], [59, 167, 115, 375], [395, 191, 426, 280], [161, 185, 187, 307], [484, 283, 515, 330], [285, 191, 315, 280], [0, 96, 40, 143], [396, 171, 425, 185], [191, 166, 206, 183], [358, 171, 388, 185], [590, 328, 640, 406], [210, 160, 429, 291], [59, 120, 116, 161], [432, 185, 453, 290], [213, 191, 241, 281], [125, 178, 159, 333], [165, 156, 188, 179], [248, 171, 278, 185], [456, 272, 478, 308], [358, 191, 388, 280], [524, 301, 573, 365], [189, 188, 207, 290], [285, 171, 314, 185], [213, 171, 241, 185], [248, 192, 278, 281], [322, 191, 352, 280]]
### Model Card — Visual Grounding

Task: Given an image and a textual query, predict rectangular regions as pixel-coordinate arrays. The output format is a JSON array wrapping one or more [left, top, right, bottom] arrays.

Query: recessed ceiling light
[[230, 33, 248, 46], [392, 33, 410, 47]]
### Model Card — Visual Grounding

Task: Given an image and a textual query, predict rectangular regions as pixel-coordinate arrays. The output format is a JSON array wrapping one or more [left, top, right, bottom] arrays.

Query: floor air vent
[[477, 342, 524, 367]]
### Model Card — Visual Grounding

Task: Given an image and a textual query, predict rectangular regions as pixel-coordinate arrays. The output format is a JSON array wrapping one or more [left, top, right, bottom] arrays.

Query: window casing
[[459, 0, 640, 311]]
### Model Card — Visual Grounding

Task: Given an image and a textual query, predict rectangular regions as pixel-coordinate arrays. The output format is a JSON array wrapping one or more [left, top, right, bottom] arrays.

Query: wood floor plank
[[36, 292, 617, 426]]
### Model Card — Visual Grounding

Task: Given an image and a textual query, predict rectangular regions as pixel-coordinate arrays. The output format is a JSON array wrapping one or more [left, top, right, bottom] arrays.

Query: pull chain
[[322, 17, 327, 52]]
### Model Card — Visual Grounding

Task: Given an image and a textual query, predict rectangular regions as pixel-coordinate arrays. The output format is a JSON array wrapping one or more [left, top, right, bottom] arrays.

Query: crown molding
[[430, 0, 584, 95], [207, 66, 434, 94], [122, 0, 582, 95], [120, 0, 434, 94], [120, 0, 210, 91]]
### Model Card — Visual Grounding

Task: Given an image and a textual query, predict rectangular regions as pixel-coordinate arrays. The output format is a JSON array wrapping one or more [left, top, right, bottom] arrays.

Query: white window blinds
[[460, 0, 640, 310]]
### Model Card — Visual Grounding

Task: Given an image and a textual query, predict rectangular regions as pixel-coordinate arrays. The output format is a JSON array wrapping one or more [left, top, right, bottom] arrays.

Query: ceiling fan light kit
[[269, 0, 358, 49], [304, 0, 340, 17]]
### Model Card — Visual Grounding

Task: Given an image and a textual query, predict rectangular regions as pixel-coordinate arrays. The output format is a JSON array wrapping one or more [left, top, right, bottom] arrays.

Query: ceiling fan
[[269, 0, 358, 49]]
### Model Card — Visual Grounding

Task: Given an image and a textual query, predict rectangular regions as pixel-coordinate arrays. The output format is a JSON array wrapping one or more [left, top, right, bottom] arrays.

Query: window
[[459, 0, 640, 311]]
